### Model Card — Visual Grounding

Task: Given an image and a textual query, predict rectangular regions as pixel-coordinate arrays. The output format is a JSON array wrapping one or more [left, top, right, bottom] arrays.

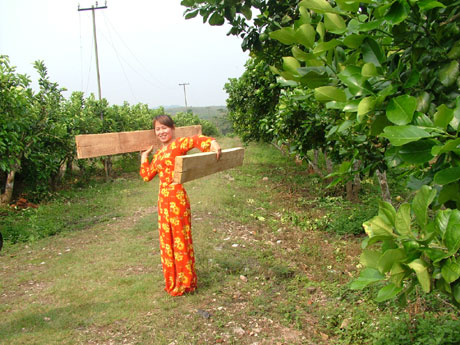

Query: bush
[[173, 112, 220, 137], [374, 313, 460, 345]]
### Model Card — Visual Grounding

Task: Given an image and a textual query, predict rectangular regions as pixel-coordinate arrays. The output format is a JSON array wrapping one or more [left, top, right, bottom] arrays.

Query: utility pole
[[179, 82, 190, 112], [78, 1, 107, 118]]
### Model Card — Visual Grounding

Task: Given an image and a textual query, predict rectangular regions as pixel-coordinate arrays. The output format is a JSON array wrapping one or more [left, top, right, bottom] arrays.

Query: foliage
[[374, 313, 460, 345], [263, 0, 460, 203], [181, 0, 298, 61], [351, 185, 460, 306], [0, 56, 33, 177], [172, 111, 221, 137], [224, 57, 281, 142], [0, 56, 164, 203]]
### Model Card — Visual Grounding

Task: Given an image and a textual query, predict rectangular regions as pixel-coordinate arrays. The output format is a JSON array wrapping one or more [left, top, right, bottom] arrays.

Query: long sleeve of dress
[[176, 135, 215, 155], [140, 158, 157, 182]]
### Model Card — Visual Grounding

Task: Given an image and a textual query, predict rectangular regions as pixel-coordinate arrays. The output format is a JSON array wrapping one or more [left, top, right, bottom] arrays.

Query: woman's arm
[[139, 145, 157, 181], [180, 135, 221, 160]]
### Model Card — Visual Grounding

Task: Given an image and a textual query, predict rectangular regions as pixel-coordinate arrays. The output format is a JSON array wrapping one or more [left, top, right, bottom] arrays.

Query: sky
[[0, 0, 249, 107]]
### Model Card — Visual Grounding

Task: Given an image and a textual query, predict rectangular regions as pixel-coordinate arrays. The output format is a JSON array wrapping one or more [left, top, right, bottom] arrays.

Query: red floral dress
[[140, 135, 214, 296]]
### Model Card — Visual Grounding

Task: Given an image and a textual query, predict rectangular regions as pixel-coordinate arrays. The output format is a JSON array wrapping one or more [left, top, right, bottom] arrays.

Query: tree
[[0, 56, 34, 205]]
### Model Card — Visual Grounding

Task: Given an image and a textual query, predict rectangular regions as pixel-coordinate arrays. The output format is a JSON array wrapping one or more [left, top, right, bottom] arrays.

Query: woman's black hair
[[153, 114, 175, 129]]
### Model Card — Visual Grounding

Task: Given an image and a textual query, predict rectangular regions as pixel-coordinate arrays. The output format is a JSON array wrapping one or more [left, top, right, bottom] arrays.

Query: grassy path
[[0, 138, 400, 344]]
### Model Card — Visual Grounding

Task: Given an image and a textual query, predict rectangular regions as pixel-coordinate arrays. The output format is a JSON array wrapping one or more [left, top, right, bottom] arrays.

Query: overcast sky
[[0, 0, 249, 107]]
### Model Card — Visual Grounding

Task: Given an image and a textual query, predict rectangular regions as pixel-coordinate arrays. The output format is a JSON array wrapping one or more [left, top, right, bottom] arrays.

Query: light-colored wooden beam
[[173, 147, 244, 184], [75, 125, 202, 159]]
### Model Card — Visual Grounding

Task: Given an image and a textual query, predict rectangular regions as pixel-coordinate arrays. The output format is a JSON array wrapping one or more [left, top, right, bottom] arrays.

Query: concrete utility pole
[[179, 82, 190, 112], [78, 1, 107, 116]]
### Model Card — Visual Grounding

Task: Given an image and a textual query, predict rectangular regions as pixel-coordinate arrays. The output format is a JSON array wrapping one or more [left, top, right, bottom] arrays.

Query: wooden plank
[[173, 147, 244, 184], [75, 125, 202, 159]]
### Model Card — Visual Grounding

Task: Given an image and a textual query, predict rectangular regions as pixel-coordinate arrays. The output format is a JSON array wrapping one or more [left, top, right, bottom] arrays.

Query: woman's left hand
[[210, 140, 222, 160]]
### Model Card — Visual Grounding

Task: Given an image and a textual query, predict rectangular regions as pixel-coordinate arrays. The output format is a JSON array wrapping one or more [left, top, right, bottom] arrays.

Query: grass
[[1, 137, 458, 345]]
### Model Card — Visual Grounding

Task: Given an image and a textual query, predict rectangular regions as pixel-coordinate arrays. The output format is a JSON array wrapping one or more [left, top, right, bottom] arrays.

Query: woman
[[140, 114, 221, 296]]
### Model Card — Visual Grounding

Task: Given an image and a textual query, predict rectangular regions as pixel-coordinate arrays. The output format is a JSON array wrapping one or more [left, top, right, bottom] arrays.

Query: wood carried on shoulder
[[174, 147, 244, 184], [75, 125, 202, 159]]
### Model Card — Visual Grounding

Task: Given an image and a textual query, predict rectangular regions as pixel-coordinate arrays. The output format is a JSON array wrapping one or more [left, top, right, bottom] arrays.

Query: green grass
[[1, 137, 458, 345]]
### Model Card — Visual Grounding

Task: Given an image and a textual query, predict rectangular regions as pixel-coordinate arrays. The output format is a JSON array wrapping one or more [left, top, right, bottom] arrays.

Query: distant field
[[165, 106, 232, 135]]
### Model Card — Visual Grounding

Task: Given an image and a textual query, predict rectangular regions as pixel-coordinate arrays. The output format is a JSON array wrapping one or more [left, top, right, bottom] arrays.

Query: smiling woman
[[140, 114, 221, 296]]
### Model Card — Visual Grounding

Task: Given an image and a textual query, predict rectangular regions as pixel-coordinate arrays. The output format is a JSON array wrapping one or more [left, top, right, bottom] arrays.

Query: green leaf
[[282, 57, 301, 75], [381, 126, 433, 146], [359, 19, 385, 32], [240, 6, 252, 20], [435, 209, 460, 239], [407, 259, 431, 293], [390, 262, 410, 287], [416, 92, 431, 113], [338, 66, 373, 96], [350, 267, 385, 290], [434, 167, 460, 185], [433, 104, 454, 130], [313, 39, 341, 55], [378, 248, 406, 274], [269, 27, 297, 45], [362, 38, 385, 67], [335, 0, 360, 11], [385, 0, 409, 24], [343, 34, 365, 49], [398, 140, 435, 164], [314, 86, 346, 102], [439, 61, 459, 87], [395, 203, 411, 236], [424, 248, 449, 263], [208, 12, 225, 26], [184, 10, 199, 19], [417, 0, 446, 11], [360, 250, 381, 269], [438, 183, 460, 206], [337, 120, 353, 133], [357, 97, 376, 123], [316, 22, 325, 41], [447, 40, 460, 60], [453, 281, 460, 303], [363, 215, 394, 238], [431, 138, 460, 156], [362, 63, 378, 77], [375, 283, 403, 302], [386, 95, 417, 125], [412, 185, 436, 228], [449, 97, 460, 130], [444, 223, 460, 255], [298, 67, 330, 88], [295, 24, 316, 48], [378, 200, 396, 228], [299, 0, 337, 14], [324, 13, 346, 34], [441, 258, 460, 284]]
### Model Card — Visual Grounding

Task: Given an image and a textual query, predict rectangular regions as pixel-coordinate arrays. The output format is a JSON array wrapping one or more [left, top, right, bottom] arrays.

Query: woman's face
[[154, 121, 174, 145]]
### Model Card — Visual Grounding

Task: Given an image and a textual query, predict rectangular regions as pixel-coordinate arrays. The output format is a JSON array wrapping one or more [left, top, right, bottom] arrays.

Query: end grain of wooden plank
[[173, 147, 244, 184]]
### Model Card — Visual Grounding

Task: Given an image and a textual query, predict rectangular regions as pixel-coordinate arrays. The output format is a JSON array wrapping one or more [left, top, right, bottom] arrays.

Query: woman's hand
[[141, 145, 154, 162], [210, 140, 222, 160]]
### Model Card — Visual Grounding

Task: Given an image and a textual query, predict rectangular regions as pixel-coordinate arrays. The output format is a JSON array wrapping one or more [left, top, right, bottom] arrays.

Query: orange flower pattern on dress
[[140, 135, 213, 296]]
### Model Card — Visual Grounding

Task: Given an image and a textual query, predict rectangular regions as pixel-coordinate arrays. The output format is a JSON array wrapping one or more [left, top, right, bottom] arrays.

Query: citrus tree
[[182, 0, 460, 306], [0, 56, 34, 205]]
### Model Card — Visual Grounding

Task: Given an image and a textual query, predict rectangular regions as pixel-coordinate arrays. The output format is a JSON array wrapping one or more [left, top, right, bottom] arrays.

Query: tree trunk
[[1, 168, 17, 206], [104, 157, 112, 181], [324, 151, 333, 183], [376, 169, 391, 203], [308, 149, 324, 177]]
